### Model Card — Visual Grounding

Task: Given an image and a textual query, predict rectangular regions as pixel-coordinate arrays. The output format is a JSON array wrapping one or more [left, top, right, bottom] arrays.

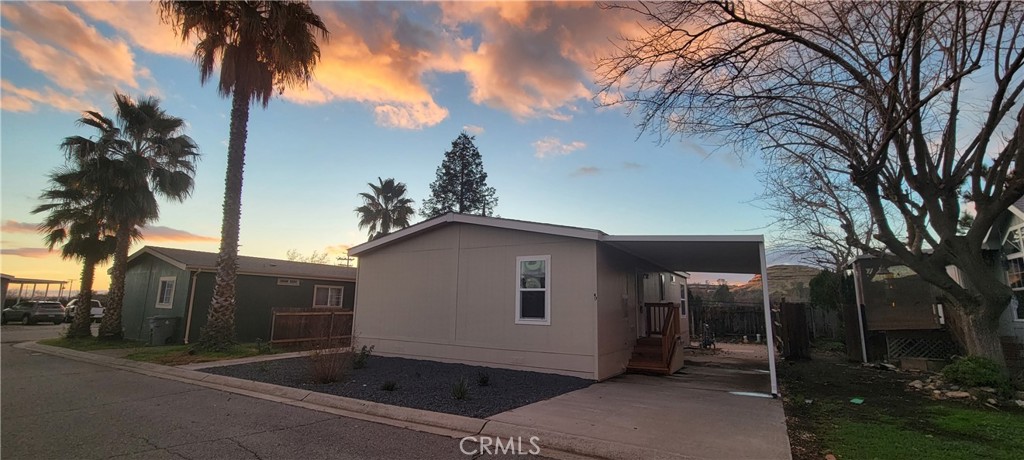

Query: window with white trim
[[516, 255, 550, 325], [1004, 223, 1024, 321], [156, 277, 175, 308], [313, 285, 344, 308]]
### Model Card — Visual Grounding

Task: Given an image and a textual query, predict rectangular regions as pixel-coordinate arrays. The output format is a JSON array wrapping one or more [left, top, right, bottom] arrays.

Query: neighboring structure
[[349, 213, 777, 392], [847, 256, 956, 363], [1, 273, 12, 307], [1, 275, 68, 307], [122, 246, 356, 344], [848, 197, 1024, 376]]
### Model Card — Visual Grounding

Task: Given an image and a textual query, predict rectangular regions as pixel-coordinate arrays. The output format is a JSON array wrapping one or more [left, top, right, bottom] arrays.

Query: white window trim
[[312, 285, 345, 309], [515, 255, 551, 325], [156, 276, 175, 309]]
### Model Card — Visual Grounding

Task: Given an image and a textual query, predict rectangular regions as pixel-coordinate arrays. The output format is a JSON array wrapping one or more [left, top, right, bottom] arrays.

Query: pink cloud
[[572, 166, 602, 177], [1, 247, 53, 258], [1, 220, 39, 233], [533, 137, 586, 159], [140, 226, 218, 243], [1, 80, 94, 113]]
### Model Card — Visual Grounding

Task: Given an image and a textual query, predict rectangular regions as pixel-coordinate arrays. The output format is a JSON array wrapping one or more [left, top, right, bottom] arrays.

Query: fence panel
[[270, 309, 353, 347]]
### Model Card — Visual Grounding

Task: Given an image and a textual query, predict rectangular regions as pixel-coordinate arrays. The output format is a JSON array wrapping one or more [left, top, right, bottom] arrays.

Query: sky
[[0, 1, 778, 293]]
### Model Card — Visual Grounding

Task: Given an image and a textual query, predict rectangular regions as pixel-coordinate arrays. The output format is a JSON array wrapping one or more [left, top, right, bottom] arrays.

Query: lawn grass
[[124, 343, 281, 366], [41, 336, 284, 366], [781, 356, 1024, 460]]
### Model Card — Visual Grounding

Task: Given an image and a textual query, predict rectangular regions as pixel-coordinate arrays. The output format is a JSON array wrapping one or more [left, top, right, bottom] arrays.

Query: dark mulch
[[202, 354, 592, 418]]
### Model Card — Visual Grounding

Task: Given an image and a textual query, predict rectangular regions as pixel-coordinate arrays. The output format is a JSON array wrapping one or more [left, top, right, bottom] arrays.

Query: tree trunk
[[195, 90, 250, 351], [99, 224, 131, 340], [67, 258, 96, 339], [945, 302, 1007, 366]]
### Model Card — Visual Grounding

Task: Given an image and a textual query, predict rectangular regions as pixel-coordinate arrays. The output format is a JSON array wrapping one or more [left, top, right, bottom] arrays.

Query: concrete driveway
[[0, 323, 68, 343], [487, 347, 791, 460]]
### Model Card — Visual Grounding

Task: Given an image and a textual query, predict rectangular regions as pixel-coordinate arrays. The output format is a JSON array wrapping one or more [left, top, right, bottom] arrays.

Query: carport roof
[[350, 213, 765, 274]]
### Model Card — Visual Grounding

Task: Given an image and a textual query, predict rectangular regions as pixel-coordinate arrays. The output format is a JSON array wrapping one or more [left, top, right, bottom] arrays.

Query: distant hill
[[727, 265, 822, 303]]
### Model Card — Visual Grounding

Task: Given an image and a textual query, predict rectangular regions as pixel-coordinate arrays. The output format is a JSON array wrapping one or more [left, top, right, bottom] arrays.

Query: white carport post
[[759, 242, 779, 397]]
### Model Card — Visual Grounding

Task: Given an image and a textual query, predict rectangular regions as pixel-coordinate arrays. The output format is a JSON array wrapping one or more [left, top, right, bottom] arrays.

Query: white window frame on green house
[[312, 285, 344, 309], [516, 255, 551, 325], [156, 276, 175, 309], [1003, 222, 1024, 321]]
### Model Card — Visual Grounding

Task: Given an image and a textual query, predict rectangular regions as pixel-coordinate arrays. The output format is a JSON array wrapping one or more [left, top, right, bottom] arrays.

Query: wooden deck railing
[[661, 304, 681, 367], [270, 309, 353, 346], [645, 302, 675, 335]]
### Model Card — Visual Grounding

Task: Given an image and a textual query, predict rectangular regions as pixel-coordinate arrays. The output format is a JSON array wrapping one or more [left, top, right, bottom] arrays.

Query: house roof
[[349, 213, 766, 274], [129, 246, 357, 281]]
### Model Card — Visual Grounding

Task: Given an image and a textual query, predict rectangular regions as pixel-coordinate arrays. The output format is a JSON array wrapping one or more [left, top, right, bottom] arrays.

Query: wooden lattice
[[886, 336, 959, 359]]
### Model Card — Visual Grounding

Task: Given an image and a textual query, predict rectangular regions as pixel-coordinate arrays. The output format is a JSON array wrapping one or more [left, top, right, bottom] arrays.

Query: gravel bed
[[202, 354, 592, 418]]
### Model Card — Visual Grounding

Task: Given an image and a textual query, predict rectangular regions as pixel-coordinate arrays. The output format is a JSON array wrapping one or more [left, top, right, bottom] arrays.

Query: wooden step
[[626, 360, 671, 375], [636, 337, 662, 346]]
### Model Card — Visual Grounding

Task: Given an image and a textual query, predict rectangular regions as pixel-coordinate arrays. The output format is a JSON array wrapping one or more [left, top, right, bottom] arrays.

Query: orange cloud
[[440, 2, 642, 121], [140, 226, 218, 243], [75, 2, 192, 58], [1, 247, 53, 258], [1, 3, 141, 93]]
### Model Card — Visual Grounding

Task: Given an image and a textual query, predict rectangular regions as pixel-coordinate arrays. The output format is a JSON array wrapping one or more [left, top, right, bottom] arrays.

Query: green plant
[[381, 380, 398, 391], [353, 344, 374, 369], [942, 356, 1011, 390], [477, 371, 490, 386], [452, 378, 470, 400], [255, 338, 272, 354]]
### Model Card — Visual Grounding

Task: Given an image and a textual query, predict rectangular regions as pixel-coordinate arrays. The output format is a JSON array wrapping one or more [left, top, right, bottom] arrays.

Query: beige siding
[[595, 245, 641, 380], [355, 223, 598, 379]]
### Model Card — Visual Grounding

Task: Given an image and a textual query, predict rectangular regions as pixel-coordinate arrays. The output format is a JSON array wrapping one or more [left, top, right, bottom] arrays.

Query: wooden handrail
[[661, 304, 680, 367]]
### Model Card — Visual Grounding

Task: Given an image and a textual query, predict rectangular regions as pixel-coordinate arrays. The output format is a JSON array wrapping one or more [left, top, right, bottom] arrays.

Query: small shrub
[[309, 339, 352, 384], [353, 345, 375, 369], [452, 378, 470, 400], [255, 338, 272, 355], [477, 371, 490, 386], [381, 380, 398, 391], [942, 356, 1010, 390]]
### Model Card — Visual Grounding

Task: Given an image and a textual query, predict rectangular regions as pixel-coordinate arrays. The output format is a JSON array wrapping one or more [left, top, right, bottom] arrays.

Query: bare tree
[[598, 1, 1024, 362], [285, 249, 333, 265]]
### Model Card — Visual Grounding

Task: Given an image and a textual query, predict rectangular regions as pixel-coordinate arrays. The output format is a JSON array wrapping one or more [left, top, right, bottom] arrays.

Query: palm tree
[[62, 93, 199, 340], [355, 178, 416, 240], [160, 1, 329, 350], [34, 165, 118, 339]]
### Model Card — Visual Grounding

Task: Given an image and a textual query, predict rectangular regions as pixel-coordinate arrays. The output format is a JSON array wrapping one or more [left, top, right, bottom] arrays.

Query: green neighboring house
[[123, 246, 356, 344]]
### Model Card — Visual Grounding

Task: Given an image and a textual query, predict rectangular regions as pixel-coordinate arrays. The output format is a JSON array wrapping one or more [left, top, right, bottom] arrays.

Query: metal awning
[[602, 235, 764, 274]]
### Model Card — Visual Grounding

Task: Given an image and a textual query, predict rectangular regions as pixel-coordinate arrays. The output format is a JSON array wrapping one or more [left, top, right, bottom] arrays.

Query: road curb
[[17, 341, 668, 460]]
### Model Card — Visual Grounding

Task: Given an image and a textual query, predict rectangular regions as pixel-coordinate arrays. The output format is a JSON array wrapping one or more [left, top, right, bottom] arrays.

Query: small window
[[516, 255, 550, 325], [277, 278, 300, 286], [156, 277, 175, 308], [313, 285, 344, 308]]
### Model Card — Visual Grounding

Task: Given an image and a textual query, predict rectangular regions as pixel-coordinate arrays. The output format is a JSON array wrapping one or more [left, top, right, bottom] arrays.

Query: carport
[[601, 235, 778, 396]]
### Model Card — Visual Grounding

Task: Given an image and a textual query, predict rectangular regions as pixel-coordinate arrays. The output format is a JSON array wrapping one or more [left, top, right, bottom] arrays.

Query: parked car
[[1, 300, 66, 325], [65, 299, 104, 323]]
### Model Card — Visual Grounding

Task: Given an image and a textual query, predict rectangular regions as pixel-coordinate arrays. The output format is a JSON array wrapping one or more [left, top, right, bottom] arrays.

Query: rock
[[946, 391, 971, 398], [925, 385, 936, 390], [987, 398, 998, 405], [1015, 400, 1024, 408], [1015, 391, 1024, 400], [950, 385, 960, 391], [909, 380, 924, 389], [825, 454, 837, 460], [979, 387, 996, 394], [881, 363, 898, 371]]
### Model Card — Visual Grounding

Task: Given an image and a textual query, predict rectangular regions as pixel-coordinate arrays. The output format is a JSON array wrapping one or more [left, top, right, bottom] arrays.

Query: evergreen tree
[[421, 133, 497, 218]]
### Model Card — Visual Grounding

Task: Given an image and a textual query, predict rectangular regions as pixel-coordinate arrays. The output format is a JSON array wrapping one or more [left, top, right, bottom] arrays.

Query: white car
[[65, 299, 104, 323]]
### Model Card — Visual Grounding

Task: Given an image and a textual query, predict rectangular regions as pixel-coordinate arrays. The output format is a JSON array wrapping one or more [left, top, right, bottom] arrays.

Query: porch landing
[[487, 365, 790, 459]]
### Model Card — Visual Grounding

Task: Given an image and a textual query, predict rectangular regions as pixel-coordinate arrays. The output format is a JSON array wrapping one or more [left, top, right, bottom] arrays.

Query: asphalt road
[[0, 323, 70, 343], [0, 333, 472, 459]]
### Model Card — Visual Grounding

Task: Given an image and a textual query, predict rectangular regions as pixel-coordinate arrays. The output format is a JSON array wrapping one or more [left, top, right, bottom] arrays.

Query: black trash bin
[[147, 316, 179, 345]]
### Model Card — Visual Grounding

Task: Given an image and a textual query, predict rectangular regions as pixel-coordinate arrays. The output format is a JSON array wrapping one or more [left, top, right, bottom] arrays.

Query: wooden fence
[[270, 309, 353, 346], [690, 300, 842, 342]]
